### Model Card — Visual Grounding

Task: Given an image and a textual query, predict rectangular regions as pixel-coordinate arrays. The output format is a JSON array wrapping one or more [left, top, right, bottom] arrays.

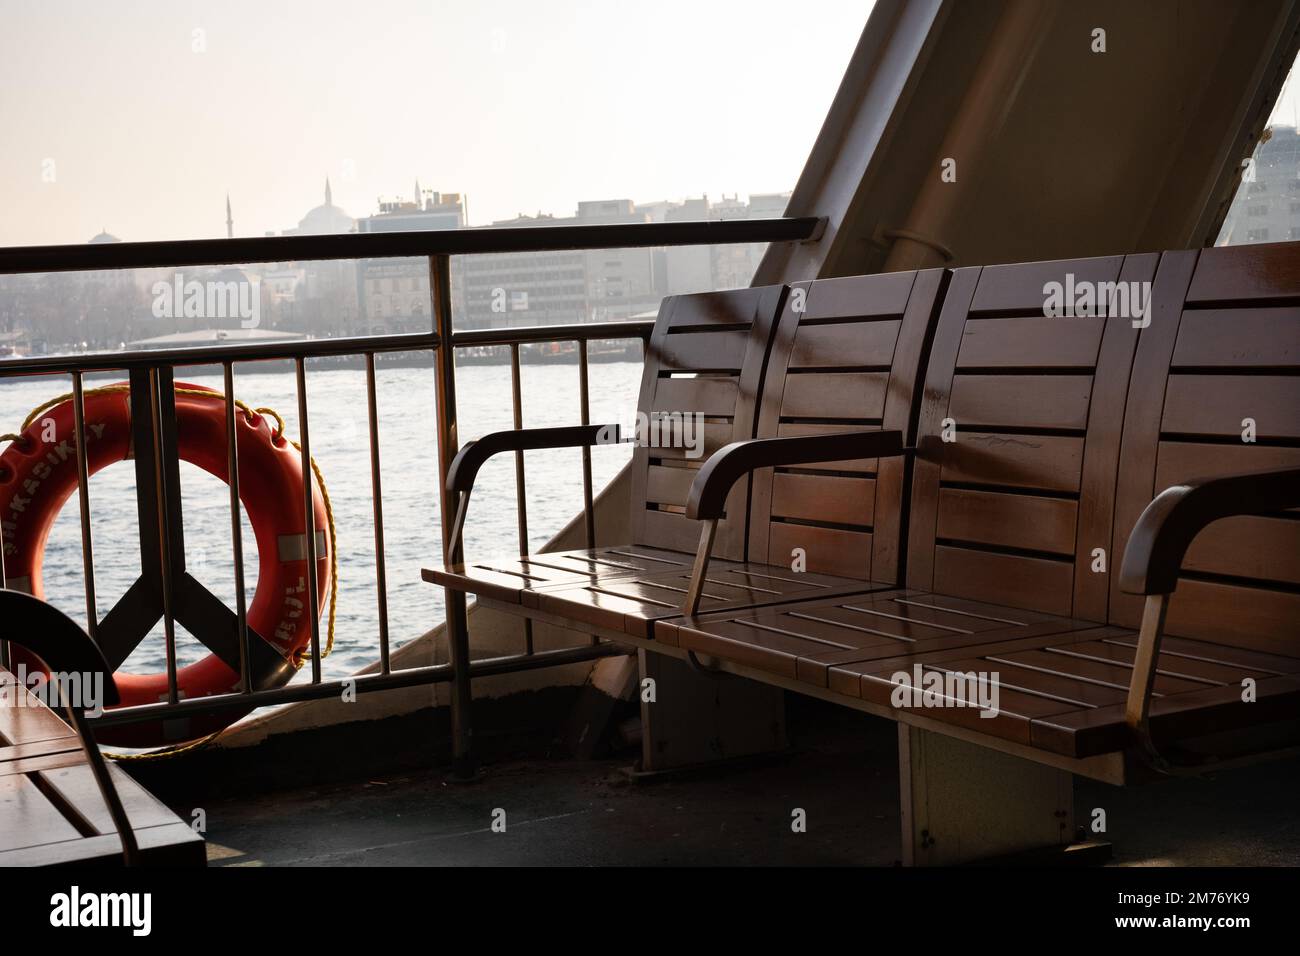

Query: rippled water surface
[[0, 360, 642, 681]]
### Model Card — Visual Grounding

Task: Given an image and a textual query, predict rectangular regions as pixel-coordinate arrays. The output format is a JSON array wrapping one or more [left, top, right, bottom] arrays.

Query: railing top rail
[[452, 319, 654, 347], [0, 217, 825, 276], [0, 331, 440, 376], [0, 318, 662, 376]]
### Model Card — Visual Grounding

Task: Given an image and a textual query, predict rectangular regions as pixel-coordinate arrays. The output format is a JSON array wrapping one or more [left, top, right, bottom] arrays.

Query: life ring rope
[[1, 383, 340, 761]]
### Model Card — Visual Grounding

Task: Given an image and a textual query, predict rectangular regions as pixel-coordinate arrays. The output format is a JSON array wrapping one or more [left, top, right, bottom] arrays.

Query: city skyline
[[124, 180, 797, 244]]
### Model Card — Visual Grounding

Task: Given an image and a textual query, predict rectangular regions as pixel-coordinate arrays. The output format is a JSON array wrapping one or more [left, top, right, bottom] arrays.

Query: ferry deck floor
[[191, 700, 1300, 867]]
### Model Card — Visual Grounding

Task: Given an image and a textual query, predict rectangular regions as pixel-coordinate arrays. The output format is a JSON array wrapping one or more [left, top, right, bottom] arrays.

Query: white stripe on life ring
[[276, 531, 327, 562]]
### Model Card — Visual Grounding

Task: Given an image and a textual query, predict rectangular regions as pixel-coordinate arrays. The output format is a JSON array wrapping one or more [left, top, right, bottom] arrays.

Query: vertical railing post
[[430, 253, 475, 779], [0, 459, 8, 665], [294, 357, 323, 684], [1, 399, 15, 668], [577, 338, 595, 552], [70, 372, 99, 643], [147, 368, 180, 705], [223, 362, 252, 694], [509, 343, 534, 656], [365, 353, 392, 675]]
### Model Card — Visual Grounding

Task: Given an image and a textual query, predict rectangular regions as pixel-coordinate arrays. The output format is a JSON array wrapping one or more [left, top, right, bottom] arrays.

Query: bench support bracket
[[899, 726, 1089, 865], [637, 649, 786, 773]]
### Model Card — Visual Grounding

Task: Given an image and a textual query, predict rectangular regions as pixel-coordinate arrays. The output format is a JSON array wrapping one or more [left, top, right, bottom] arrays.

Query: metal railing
[[0, 216, 824, 766]]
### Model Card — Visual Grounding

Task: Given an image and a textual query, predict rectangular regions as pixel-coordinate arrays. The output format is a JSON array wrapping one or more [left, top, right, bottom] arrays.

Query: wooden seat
[[426, 286, 785, 607], [0, 590, 205, 866], [1111, 243, 1300, 653], [660, 588, 1300, 758], [661, 246, 1300, 772], [428, 270, 948, 636], [1, 669, 206, 865]]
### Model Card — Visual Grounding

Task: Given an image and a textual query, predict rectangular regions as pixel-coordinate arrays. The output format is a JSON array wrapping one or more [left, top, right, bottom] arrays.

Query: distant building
[[356, 189, 467, 332], [1218, 125, 1300, 245], [345, 187, 791, 332], [648, 192, 791, 295], [455, 199, 663, 330], [0, 329, 27, 358], [265, 180, 363, 334]]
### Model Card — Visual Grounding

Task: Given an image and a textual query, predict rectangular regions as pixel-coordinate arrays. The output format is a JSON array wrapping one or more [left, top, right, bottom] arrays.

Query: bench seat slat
[[948, 374, 1093, 431], [932, 546, 1075, 617], [1162, 374, 1300, 439], [790, 320, 901, 368], [939, 433, 1084, 492], [956, 316, 1105, 369], [656, 329, 749, 370], [780, 371, 890, 420], [936, 488, 1078, 556], [423, 545, 699, 604], [530, 563, 884, 642], [651, 376, 740, 417], [1171, 308, 1300, 367], [661, 585, 1300, 758]]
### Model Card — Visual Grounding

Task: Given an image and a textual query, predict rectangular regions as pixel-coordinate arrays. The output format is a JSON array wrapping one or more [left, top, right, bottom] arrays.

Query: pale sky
[[0, 0, 871, 246]]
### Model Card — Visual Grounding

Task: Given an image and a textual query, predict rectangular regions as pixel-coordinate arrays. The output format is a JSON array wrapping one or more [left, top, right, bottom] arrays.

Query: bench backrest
[[746, 269, 946, 581], [1111, 243, 1300, 655], [905, 254, 1158, 620], [628, 286, 785, 561]]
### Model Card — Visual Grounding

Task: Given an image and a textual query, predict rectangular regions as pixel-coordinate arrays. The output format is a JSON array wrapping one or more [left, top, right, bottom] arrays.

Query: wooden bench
[[665, 244, 1300, 759], [428, 244, 1298, 863], [427, 270, 947, 636], [0, 590, 205, 866]]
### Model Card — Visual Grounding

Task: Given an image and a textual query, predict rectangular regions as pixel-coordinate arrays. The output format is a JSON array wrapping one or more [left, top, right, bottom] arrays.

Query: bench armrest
[[679, 430, 905, 615], [0, 589, 137, 864], [1119, 467, 1300, 596], [1119, 467, 1300, 774], [447, 424, 621, 495], [685, 429, 906, 521]]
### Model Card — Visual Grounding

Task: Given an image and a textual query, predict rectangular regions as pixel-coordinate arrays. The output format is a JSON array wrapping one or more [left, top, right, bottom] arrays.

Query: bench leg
[[637, 650, 787, 773], [898, 726, 1082, 865]]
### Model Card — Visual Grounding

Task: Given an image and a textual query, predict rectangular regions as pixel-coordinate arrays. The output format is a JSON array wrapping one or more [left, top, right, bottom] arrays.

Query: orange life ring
[[0, 382, 331, 748]]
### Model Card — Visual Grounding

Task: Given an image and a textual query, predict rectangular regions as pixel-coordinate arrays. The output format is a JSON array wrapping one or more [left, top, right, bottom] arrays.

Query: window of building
[[1218, 49, 1300, 245]]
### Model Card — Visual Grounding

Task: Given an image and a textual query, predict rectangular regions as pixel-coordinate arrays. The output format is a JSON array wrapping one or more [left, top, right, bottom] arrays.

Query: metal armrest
[[444, 424, 621, 556], [0, 589, 138, 865], [686, 430, 905, 521], [1119, 467, 1300, 773], [681, 430, 907, 614]]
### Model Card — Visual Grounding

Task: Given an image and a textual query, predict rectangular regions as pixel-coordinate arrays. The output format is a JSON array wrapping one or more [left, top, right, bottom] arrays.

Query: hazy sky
[[0, 0, 870, 246]]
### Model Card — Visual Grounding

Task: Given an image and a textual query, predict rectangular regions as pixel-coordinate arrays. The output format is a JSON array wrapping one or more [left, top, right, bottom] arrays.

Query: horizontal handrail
[[451, 319, 654, 347], [0, 319, 657, 378], [86, 643, 629, 728], [0, 217, 825, 275], [0, 331, 440, 376]]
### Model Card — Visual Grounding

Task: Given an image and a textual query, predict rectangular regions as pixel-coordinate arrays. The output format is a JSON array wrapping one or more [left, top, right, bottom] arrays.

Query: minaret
[[225, 194, 234, 239], [414, 178, 422, 208], [325, 177, 333, 207]]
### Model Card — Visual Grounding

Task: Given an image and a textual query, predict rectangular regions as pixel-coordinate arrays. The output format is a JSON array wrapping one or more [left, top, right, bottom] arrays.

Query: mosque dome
[[295, 179, 355, 235]]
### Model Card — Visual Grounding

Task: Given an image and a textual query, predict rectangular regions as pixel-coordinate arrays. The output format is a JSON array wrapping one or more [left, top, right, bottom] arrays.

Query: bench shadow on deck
[[197, 698, 1300, 867]]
